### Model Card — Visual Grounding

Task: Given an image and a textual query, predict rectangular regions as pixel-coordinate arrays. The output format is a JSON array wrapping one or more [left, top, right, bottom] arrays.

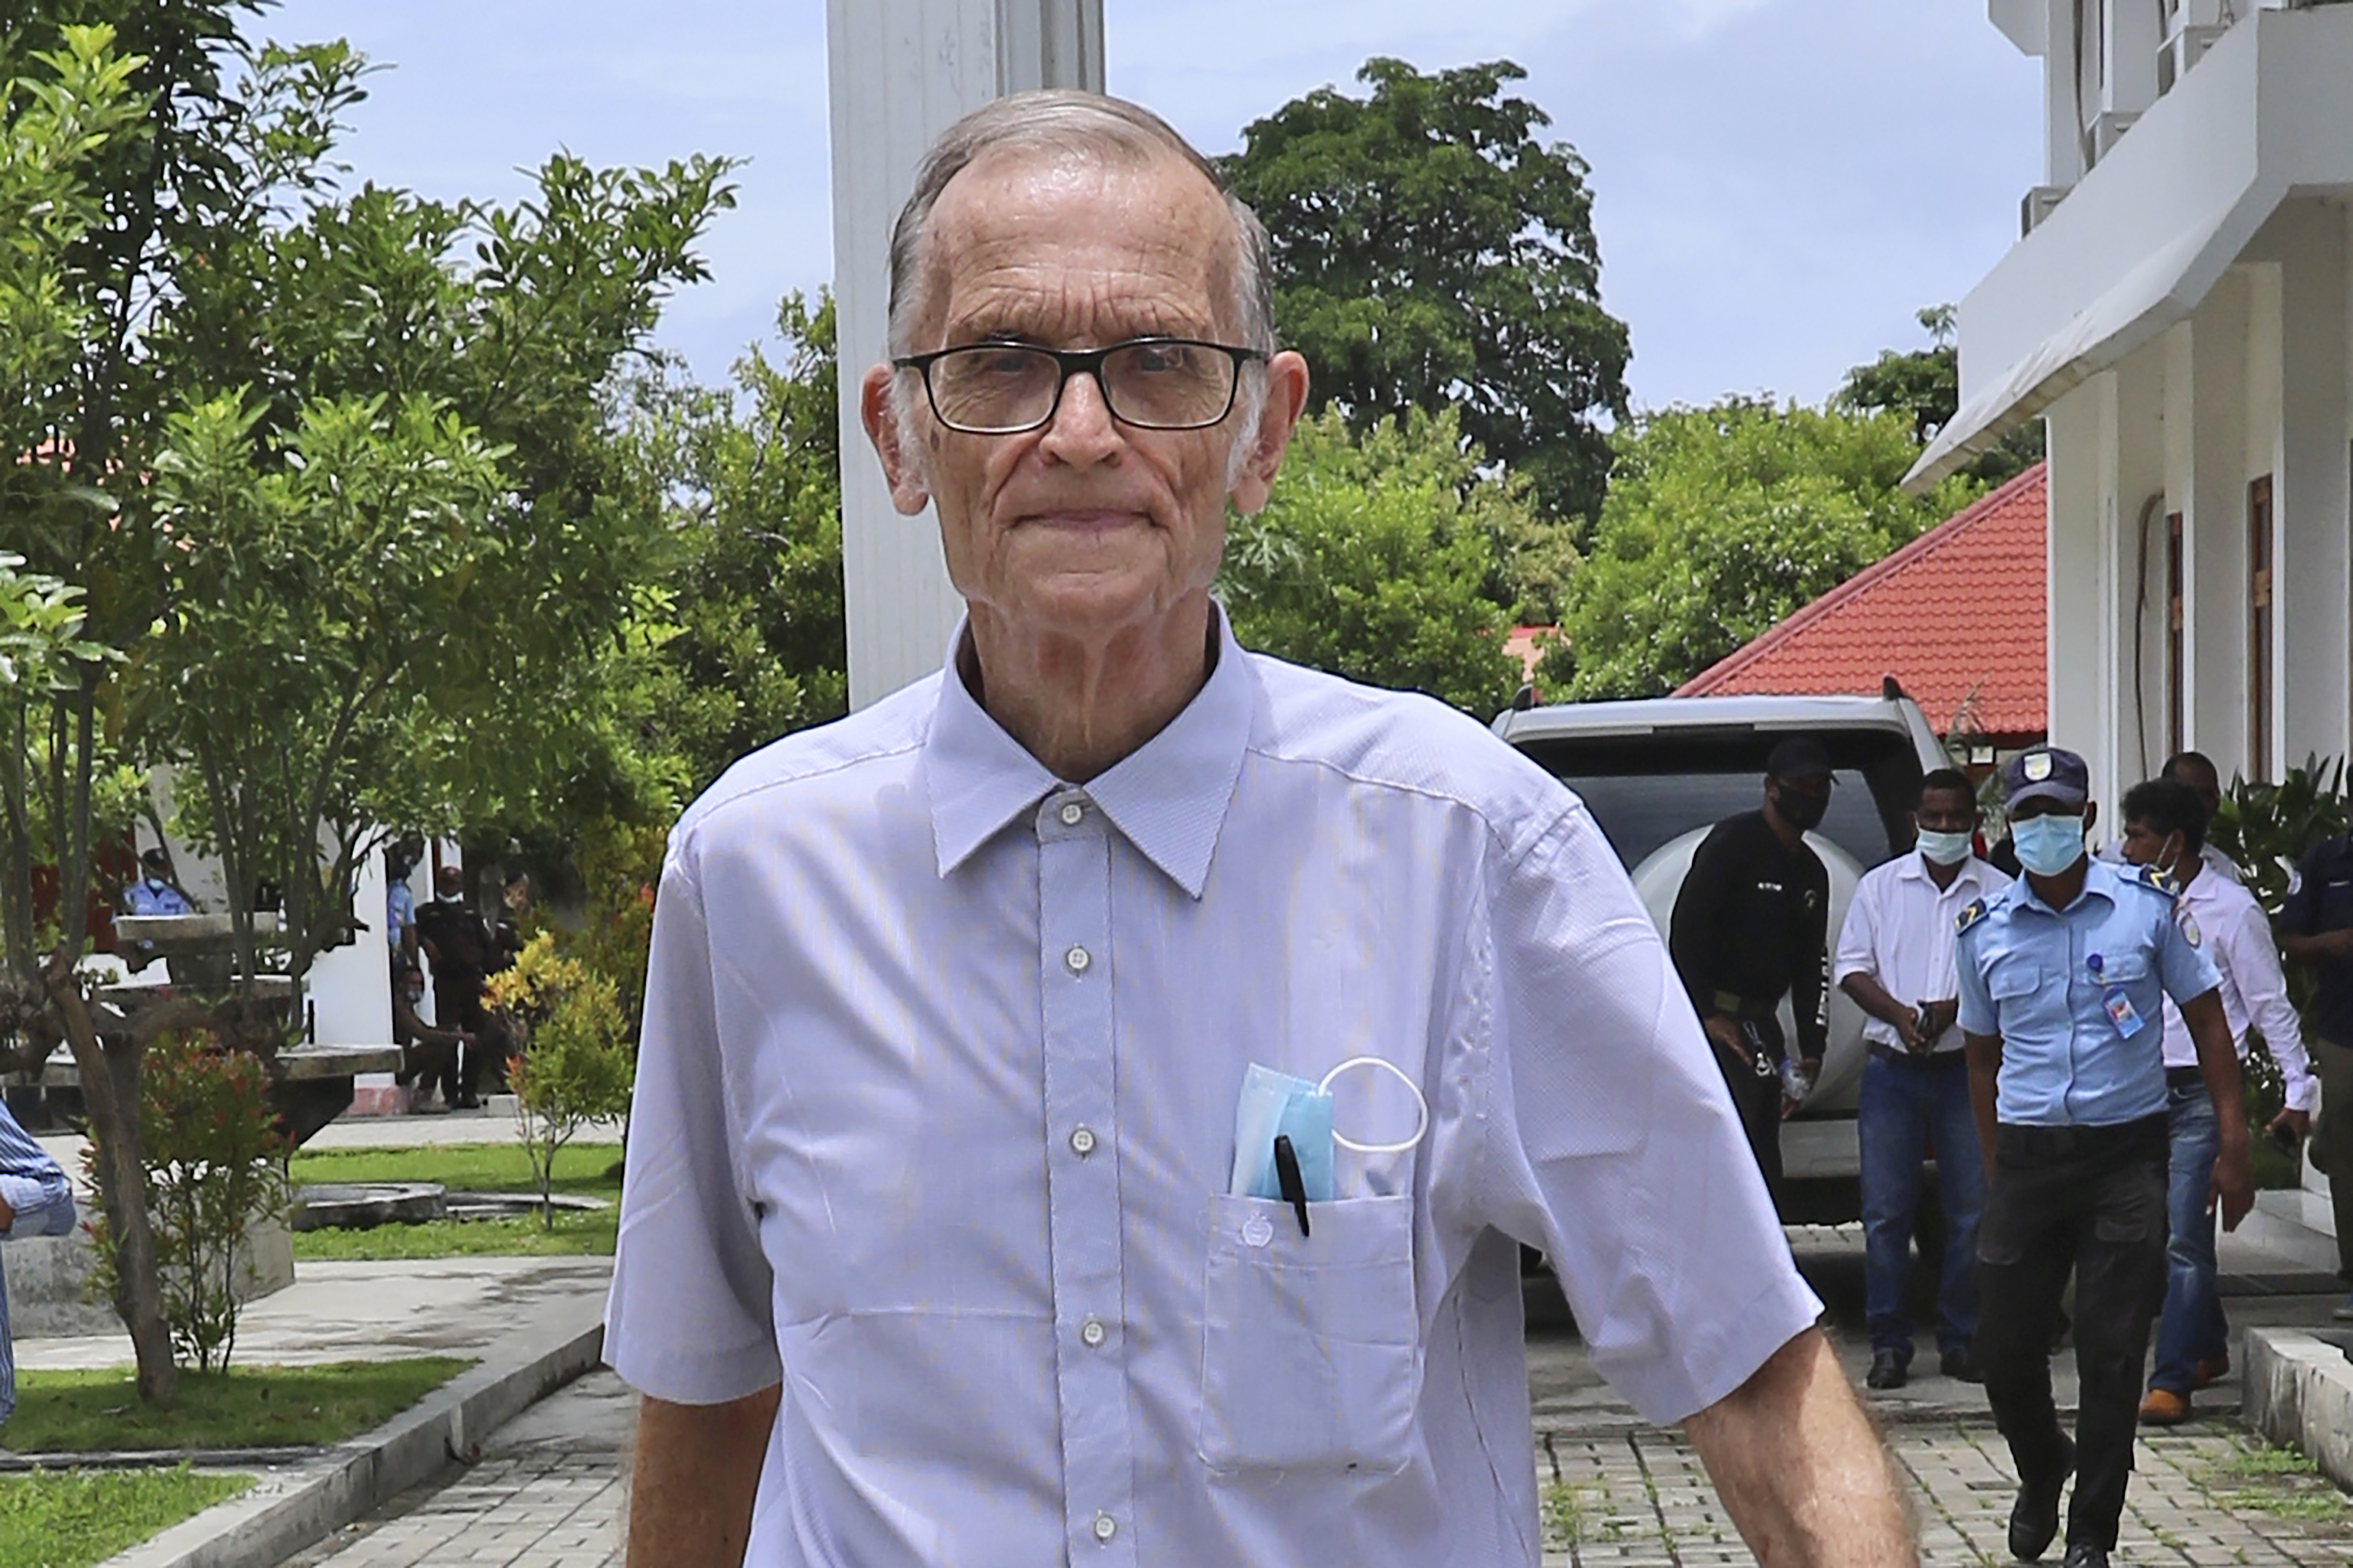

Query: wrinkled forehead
[[916, 147, 1240, 344]]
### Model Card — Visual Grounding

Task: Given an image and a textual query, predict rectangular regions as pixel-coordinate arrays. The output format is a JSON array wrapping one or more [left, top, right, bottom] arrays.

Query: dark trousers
[[1976, 1116, 2169, 1553], [1709, 1014, 1785, 1201], [435, 983, 486, 1103], [2315, 1036, 2353, 1281], [1858, 1050, 1984, 1358]]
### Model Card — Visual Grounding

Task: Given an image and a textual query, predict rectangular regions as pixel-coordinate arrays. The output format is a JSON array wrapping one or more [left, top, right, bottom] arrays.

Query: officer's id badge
[[2176, 904, 2203, 947], [2103, 986, 2146, 1038]]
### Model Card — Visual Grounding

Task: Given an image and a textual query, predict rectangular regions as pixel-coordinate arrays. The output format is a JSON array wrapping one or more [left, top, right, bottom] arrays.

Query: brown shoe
[[2193, 1354, 2229, 1388], [2139, 1388, 2190, 1425]]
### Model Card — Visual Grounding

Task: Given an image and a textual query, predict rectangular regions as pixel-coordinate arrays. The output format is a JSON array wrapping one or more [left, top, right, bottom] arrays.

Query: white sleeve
[[1833, 870, 1881, 988], [604, 841, 783, 1404], [2223, 894, 2320, 1114], [1473, 805, 1821, 1426]]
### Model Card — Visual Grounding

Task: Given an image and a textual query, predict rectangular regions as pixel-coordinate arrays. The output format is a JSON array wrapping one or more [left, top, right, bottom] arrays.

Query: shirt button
[[1069, 1125, 1097, 1157], [1092, 1513, 1116, 1543], [1065, 945, 1091, 975], [1080, 1315, 1107, 1347], [1060, 801, 1085, 826]]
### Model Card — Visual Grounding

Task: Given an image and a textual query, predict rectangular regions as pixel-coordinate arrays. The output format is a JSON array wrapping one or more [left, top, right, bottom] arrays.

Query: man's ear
[[2083, 800, 2100, 836], [1227, 349, 1311, 515], [861, 363, 933, 516]]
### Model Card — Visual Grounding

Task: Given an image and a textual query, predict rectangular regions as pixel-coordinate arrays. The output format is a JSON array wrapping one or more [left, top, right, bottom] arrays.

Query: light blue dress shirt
[[1957, 857, 2223, 1127], [0, 1099, 76, 1426], [606, 612, 1822, 1568]]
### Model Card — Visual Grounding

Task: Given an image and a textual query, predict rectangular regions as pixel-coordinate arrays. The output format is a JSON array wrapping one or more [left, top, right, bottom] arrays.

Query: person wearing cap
[[1835, 767, 2007, 1392], [1668, 736, 1836, 1200], [1957, 745, 2251, 1568], [2114, 777, 2313, 1426], [122, 848, 193, 918]]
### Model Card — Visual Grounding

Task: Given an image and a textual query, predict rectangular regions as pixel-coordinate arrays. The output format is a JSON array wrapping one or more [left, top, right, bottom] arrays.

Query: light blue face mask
[[1228, 1063, 1335, 1203], [2011, 813, 2086, 876], [1916, 828, 1974, 867]]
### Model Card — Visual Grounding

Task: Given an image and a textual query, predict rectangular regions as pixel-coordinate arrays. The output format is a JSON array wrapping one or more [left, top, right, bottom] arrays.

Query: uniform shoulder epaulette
[[2130, 863, 2181, 897], [1955, 898, 1989, 937]]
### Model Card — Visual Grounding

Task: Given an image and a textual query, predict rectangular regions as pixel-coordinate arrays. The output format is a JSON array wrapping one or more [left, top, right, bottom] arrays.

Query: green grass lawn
[[287, 1143, 622, 1260], [8, 1359, 472, 1454], [0, 1468, 251, 1568]]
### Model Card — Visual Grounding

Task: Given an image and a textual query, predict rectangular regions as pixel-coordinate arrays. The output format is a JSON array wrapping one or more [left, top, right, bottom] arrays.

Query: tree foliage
[[1220, 407, 1526, 718], [1549, 399, 1982, 700], [1837, 304, 2045, 487], [1221, 58, 1631, 527]]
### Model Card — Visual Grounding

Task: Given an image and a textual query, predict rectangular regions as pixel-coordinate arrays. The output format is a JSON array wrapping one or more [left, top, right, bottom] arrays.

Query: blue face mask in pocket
[[1227, 1063, 1335, 1203]]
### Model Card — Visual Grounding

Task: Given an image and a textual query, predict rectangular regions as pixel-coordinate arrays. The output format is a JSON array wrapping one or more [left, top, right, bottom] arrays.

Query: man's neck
[[2025, 858, 2089, 910], [2173, 855, 2204, 893], [1922, 854, 1962, 891], [965, 594, 1217, 783]]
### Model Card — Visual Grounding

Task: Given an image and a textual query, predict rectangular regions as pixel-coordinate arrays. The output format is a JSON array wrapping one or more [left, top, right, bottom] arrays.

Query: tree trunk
[[51, 974, 178, 1408]]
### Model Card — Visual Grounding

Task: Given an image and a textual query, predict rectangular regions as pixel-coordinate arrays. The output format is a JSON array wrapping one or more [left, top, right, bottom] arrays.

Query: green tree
[[628, 293, 848, 802], [1221, 58, 1631, 528], [1220, 407, 1525, 718], [1837, 304, 2045, 487], [1549, 399, 1982, 700]]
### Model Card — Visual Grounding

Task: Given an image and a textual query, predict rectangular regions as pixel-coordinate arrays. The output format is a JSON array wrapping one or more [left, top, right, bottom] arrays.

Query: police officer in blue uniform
[[1957, 747, 2252, 1568]]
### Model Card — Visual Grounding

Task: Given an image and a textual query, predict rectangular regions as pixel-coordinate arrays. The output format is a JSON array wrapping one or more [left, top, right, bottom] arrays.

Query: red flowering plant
[[83, 1030, 290, 1370]]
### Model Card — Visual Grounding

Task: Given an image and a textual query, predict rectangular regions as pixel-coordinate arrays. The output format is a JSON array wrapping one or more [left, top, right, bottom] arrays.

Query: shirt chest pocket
[[1987, 954, 2062, 1028], [1198, 1193, 1420, 1476]]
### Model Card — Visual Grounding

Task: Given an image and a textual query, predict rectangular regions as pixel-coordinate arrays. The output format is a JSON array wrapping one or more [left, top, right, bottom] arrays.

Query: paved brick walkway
[[1537, 1420, 2353, 1565]]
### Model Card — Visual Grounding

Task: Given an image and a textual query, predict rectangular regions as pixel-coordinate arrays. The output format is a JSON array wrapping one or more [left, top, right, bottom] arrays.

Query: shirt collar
[[924, 607, 1255, 899], [1899, 852, 1986, 892]]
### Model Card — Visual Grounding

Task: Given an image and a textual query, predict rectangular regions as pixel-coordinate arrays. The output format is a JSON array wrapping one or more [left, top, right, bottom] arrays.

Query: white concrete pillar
[[2188, 269, 2251, 784], [827, 0, 1107, 710], [2043, 0, 2087, 187], [2046, 384, 2108, 791], [307, 849, 391, 1049], [2275, 207, 2351, 772], [2105, 345, 2169, 789]]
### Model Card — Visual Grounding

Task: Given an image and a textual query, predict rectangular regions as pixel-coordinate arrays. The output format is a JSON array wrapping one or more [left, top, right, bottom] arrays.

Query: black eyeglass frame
[[891, 336, 1268, 435]]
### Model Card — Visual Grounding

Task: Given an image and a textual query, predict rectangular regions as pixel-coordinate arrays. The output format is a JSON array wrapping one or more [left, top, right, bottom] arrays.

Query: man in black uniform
[[1670, 736, 1834, 1200], [2279, 827, 2353, 1320], [414, 867, 496, 1110]]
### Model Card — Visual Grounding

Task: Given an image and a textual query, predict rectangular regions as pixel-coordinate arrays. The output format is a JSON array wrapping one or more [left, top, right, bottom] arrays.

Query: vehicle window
[[1557, 769, 1896, 871]]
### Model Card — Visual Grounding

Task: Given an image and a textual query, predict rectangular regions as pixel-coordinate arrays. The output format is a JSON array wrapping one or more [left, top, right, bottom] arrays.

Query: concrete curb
[[2243, 1326, 2353, 1492], [93, 1308, 607, 1568]]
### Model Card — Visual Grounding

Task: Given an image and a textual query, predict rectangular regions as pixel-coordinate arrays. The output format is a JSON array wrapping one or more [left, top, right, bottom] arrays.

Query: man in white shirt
[[1836, 768, 2011, 1391], [604, 90, 1913, 1568], [2117, 777, 2314, 1424]]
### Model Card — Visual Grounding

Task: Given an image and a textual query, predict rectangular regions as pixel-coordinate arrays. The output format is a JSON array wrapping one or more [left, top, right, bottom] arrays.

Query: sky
[[265, 0, 2044, 413]]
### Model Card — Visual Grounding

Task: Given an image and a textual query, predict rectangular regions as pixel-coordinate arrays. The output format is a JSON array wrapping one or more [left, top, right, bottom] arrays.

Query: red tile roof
[[1676, 463, 2046, 741]]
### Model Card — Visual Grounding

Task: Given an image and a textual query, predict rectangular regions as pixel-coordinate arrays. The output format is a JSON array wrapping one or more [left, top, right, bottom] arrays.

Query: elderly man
[[605, 91, 1909, 1568]]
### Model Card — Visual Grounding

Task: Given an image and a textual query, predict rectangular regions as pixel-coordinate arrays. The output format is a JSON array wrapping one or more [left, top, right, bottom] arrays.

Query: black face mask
[[1773, 783, 1830, 832]]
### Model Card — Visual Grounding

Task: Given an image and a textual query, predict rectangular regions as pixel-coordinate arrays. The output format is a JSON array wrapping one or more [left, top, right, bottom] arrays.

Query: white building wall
[[2048, 387, 2110, 794], [827, 0, 1106, 710], [2188, 270, 2250, 783]]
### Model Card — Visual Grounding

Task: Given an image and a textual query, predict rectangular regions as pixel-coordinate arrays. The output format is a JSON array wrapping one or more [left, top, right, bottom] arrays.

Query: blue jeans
[[1860, 1053, 1986, 1357], [2149, 1082, 2227, 1395], [0, 1195, 80, 1426]]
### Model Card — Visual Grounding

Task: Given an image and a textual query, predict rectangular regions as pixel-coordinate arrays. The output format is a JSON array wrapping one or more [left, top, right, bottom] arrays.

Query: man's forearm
[[1839, 973, 1912, 1036], [628, 1386, 780, 1568], [1684, 1329, 1915, 1566]]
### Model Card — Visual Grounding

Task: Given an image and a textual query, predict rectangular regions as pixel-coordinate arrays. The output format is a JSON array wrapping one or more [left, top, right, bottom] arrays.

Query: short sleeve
[[2156, 897, 2224, 1008], [1956, 927, 1997, 1036], [1472, 805, 1821, 1426], [1832, 873, 1880, 987], [604, 842, 783, 1404]]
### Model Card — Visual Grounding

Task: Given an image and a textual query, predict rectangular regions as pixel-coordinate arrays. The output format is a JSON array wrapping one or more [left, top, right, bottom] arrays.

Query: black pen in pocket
[[1272, 1134, 1311, 1238]]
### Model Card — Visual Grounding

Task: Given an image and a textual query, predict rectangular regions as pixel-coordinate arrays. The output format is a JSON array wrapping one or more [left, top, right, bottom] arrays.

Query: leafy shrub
[[488, 932, 633, 1226], [85, 1033, 291, 1371]]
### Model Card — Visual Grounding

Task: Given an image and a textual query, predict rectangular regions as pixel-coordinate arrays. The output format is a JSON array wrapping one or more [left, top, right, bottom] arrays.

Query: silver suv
[[1491, 690, 1949, 1222]]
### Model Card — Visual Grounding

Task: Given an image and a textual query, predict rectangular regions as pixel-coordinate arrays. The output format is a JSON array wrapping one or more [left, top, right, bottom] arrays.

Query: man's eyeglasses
[[892, 338, 1266, 435]]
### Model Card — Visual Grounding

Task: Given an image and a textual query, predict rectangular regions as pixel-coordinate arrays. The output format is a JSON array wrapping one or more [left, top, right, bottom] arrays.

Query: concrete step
[[2242, 1187, 2342, 1277]]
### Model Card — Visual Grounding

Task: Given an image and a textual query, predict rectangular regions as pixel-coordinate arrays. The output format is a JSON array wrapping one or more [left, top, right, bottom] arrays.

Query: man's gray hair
[[885, 90, 1278, 361]]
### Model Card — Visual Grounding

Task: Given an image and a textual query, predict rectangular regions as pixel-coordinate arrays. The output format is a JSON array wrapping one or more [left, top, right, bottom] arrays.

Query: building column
[[2187, 269, 2251, 784], [2046, 382, 2108, 794], [2274, 205, 2352, 772], [827, 0, 1107, 710]]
